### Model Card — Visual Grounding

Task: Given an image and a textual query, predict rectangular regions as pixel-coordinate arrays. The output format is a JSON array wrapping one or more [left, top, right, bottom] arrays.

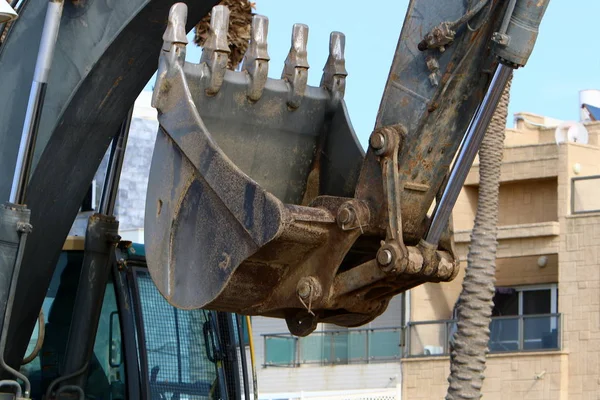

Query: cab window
[[134, 270, 221, 400], [20, 250, 126, 400]]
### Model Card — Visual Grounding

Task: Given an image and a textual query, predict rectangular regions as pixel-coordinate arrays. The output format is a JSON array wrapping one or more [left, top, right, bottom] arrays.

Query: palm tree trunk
[[446, 72, 513, 399]]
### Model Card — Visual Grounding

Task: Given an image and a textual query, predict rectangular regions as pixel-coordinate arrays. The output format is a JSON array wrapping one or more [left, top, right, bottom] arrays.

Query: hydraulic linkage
[[146, 0, 549, 336], [0, 1, 65, 398]]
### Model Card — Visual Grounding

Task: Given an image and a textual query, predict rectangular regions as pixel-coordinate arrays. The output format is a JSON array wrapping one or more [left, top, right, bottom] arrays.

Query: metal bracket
[[417, 21, 455, 52], [369, 124, 409, 273]]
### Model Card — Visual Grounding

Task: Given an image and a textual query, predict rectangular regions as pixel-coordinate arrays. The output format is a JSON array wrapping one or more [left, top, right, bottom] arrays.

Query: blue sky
[[144, 1, 599, 148]]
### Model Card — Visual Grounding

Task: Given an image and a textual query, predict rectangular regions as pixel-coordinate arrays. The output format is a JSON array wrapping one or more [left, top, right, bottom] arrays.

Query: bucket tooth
[[281, 23, 309, 109], [152, 2, 188, 109], [321, 31, 348, 105], [162, 2, 189, 51], [242, 15, 270, 102], [200, 5, 231, 95]]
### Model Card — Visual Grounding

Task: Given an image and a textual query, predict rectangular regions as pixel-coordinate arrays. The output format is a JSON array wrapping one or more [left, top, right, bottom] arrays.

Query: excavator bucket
[[146, 2, 506, 335]]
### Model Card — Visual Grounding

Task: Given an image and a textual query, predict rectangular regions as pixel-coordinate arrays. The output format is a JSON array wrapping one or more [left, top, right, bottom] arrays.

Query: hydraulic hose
[[21, 309, 44, 365], [446, 72, 513, 399]]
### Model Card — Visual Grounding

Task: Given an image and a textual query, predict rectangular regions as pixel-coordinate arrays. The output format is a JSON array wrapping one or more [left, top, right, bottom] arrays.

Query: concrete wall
[[495, 254, 558, 287], [454, 178, 559, 232], [258, 363, 401, 395], [497, 179, 558, 226], [558, 214, 600, 398], [453, 187, 478, 231], [402, 352, 569, 399], [409, 270, 464, 323], [557, 143, 600, 398]]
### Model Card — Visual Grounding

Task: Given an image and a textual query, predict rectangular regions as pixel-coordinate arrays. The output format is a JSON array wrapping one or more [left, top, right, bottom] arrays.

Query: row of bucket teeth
[[162, 3, 347, 105]]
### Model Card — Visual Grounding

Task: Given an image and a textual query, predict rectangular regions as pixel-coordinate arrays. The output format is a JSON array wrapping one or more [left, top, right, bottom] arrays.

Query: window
[[134, 270, 222, 399], [90, 281, 127, 398], [20, 250, 126, 399], [263, 327, 403, 366], [490, 284, 559, 352]]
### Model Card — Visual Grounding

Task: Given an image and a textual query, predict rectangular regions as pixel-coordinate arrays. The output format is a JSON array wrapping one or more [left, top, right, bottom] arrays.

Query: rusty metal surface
[[357, 0, 507, 244]]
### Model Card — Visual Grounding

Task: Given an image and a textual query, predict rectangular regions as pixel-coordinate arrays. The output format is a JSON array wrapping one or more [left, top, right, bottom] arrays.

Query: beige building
[[403, 111, 600, 399]]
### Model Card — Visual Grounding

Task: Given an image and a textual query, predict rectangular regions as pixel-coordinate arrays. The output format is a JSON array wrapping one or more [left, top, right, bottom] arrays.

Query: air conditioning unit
[[423, 345, 443, 355]]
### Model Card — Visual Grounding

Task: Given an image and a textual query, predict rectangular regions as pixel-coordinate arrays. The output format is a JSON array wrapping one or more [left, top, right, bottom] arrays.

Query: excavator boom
[[145, 0, 549, 336]]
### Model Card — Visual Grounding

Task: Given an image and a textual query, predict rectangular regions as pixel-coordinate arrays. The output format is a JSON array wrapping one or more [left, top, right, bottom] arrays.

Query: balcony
[[454, 221, 560, 243], [263, 327, 403, 367], [406, 313, 561, 357], [465, 144, 559, 185]]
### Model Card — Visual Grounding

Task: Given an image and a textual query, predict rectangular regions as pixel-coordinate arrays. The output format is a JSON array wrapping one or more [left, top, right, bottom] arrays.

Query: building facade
[[403, 112, 600, 399]]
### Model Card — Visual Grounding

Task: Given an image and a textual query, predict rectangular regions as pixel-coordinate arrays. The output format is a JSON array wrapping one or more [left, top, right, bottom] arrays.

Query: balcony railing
[[572, 175, 600, 214], [406, 313, 561, 357], [263, 327, 403, 367]]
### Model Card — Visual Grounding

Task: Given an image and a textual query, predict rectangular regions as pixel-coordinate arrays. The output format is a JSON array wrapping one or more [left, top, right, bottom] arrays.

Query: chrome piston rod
[[9, 0, 65, 205], [426, 63, 513, 246]]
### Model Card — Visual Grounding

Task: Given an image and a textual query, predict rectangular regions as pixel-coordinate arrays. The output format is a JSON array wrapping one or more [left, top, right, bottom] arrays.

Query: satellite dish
[[555, 121, 589, 145]]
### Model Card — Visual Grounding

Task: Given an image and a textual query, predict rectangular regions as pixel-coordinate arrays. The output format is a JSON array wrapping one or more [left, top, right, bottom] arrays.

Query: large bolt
[[337, 207, 355, 228], [338, 208, 351, 224], [296, 276, 322, 301], [377, 248, 393, 267], [297, 280, 311, 299], [425, 56, 439, 72], [369, 132, 386, 153]]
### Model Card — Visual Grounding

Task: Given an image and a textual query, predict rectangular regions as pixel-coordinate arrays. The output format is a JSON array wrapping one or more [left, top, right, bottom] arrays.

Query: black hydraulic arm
[[0, 0, 220, 374]]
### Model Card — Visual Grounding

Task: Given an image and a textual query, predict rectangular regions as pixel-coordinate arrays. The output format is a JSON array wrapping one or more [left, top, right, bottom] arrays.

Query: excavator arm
[[0, 0, 221, 378], [145, 0, 549, 336], [0, 1, 549, 388]]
